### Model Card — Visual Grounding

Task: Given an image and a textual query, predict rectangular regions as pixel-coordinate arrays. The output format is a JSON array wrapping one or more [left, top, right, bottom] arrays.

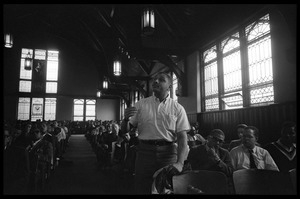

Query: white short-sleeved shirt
[[129, 95, 190, 142]]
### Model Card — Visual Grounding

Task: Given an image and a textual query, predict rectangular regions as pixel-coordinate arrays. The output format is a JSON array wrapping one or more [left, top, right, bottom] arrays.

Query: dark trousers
[[134, 142, 177, 194]]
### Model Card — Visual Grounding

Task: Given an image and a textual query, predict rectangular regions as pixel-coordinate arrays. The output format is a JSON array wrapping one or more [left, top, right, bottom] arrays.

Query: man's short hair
[[155, 72, 172, 83], [281, 121, 296, 136], [237, 124, 247, 129], [210, 129, 225, 138], [244, 126, 259, 138]]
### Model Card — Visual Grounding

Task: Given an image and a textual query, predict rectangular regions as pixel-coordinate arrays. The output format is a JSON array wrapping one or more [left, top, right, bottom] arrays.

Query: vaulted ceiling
[[4, 4, 267, 97]]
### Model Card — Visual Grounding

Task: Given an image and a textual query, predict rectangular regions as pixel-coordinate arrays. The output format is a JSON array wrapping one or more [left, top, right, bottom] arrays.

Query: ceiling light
[[142, 7, 155, 36], [4, 33, 13, 48]]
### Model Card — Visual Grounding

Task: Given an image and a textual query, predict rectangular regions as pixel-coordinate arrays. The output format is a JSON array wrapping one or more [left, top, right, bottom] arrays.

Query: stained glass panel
[[44, 98, 56, 121], [17, 97, 30, 120], [203, 46, 217, 63]]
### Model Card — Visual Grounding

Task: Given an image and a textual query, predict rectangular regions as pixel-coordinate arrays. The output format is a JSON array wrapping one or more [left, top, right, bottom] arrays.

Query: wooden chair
[[172, 170, 229, 194], [289, 168, 296, 193], [233, 169, 295, 195]]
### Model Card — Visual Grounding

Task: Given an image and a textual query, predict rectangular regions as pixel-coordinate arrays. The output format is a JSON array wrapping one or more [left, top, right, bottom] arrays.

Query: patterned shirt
[[129, 95, 190, 142], [229, 145, 279, 171]]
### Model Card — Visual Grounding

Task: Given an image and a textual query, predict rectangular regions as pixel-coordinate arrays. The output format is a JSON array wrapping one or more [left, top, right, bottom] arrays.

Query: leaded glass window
[[18, 48, 59, 120], [221, 32, 243, 110], [44, 98, 56, 121], [201, 13, 274, 111], [74, 99, 84, 121], [203, 45, 219, 111], [19, 80, 32, 92], [46, 82, 57, 93], [31, 98, 43, 122], [17, 97, 30, 120], [86, 99, 96, 121], [34, 49, 46, 60], [246, 14, 273, 105]]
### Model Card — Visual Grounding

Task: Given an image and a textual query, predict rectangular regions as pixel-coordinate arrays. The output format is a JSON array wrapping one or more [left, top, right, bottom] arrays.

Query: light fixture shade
[[142, 7, 155, 35], [103, 78, 108, 89], [4, 33, 13, 48], [24, 52, 32, 70], [96, 90, 101, 98], [113, 60, 122, 76]]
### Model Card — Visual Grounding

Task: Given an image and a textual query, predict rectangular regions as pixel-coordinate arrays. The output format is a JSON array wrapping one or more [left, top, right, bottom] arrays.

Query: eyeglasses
[[212, 136, 224, 144]]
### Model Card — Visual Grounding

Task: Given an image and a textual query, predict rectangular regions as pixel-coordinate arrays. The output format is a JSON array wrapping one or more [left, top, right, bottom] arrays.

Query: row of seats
[[172, 168, 297, 195]]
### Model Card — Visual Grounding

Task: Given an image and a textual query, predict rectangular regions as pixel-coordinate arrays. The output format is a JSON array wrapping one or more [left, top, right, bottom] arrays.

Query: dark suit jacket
[[187, 144, 233, 177]]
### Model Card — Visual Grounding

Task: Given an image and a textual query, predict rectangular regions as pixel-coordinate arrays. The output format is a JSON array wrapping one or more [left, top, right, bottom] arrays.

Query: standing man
[[121, 72, 190, 194]]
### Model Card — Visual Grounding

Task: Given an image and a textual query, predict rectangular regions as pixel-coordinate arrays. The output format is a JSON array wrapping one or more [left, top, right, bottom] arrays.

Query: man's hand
[[207, 147, 221, 162], [172, 162, 184, 173], [124, 107, 138, 120]]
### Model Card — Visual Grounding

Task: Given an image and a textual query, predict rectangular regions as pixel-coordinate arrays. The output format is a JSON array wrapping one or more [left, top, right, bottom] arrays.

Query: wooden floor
[[44, 134, 135, 195]]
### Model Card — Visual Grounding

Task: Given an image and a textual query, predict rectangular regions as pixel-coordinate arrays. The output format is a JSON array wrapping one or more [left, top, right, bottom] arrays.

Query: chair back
[[289, 168, 297, 193], [172, 170, 229, 194], [233, 169, 295, 195]]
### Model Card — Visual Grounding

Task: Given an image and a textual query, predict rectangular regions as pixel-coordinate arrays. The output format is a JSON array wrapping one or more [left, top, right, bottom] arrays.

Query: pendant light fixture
[[24, 52, 33, 70], [103, 76, 108, 89], [142, 6, 155, 36], [96, 90, 101, 98], [113, 56, 122, 76], [4, 33, 13, 48]]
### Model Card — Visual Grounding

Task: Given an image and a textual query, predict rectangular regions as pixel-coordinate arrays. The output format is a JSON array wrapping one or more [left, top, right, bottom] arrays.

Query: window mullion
[[216, 43, 224, 110], [199, 52, 206, 112], [240, 28, 250, 107]]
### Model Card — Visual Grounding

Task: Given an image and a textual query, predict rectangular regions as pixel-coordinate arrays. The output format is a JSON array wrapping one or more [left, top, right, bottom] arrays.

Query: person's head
[[13, 124, 22, 138], [207, 129, 225, 149], [24, 122, 32, 134], [53, 120, 58, 127], [112, 123, 119, 134], [48, 123, 55, 132], [188, 126, 196, 136], [280, 121, 296, 145], [242, 126, 259, 149], [4, 126, 11, 147], [31, 128, 42, 141], [107, 123, 112, 132], [194, 122, 199, 130], [152, 72, 172, 99], [41, 122, 48, 133], [236, 124, 247, 139]]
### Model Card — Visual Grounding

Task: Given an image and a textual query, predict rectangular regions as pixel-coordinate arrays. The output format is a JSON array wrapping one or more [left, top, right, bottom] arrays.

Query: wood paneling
[[197, 102, 296, 145]]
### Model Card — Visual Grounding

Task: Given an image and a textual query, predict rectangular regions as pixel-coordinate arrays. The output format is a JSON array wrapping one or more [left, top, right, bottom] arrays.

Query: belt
[[140, 139, 174, 146]]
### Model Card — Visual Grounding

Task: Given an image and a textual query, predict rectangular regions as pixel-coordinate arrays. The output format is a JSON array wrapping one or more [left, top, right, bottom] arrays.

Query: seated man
[[187, 125, 206, 148], [264, 121, 296, 173], [230, 126, 279, 171], [187, 129, 233, 177], [228, 124, 247, 151]]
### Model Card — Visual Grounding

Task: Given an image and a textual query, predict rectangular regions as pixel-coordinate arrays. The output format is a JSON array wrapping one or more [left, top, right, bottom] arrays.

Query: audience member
[[264, 121, 296, 172], [228, 124, 247, 151], [230, 126, 279, 171], [187, 125, 206, 148], [187, 129, 233, 177]]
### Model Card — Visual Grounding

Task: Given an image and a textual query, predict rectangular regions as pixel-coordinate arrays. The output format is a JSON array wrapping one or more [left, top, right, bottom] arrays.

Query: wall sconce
[[113, 59, 122, 76], [96, 90, 101, 98], [103, 77, 108, 89], [24, 52, 33, 70], [142, 6, 155, 35], [4, 33, 13, 48]]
